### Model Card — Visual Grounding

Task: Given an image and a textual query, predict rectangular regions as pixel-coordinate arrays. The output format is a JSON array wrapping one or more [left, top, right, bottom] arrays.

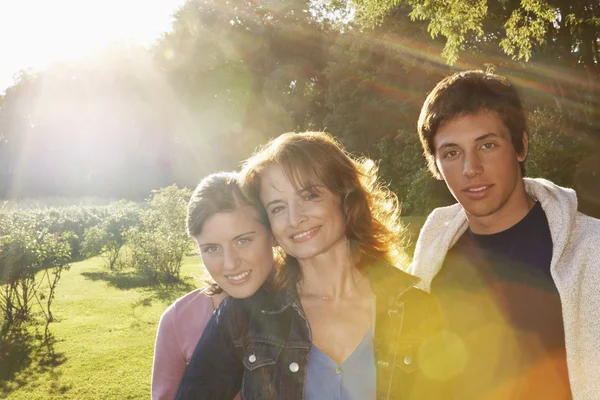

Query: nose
[[222, 247, 240, 271], [288, 201, 307, 228], [463, 151, 483, 179]]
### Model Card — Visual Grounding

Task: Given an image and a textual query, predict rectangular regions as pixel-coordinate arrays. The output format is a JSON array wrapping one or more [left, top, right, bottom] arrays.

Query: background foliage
[[1, 0, 598, 217]]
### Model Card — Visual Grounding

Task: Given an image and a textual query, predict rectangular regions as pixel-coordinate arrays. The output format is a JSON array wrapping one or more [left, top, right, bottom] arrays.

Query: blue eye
[[202, 245, 220, 254], [270, 206, 285, 214], [237, 237, 251, 245]]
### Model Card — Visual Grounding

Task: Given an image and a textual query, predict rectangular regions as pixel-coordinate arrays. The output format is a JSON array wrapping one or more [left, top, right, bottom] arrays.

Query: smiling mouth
[[225, 270, 251, 281], [291, 226, 321, 240], [465, 186, 490, 193], [462, 184, 494, 199]]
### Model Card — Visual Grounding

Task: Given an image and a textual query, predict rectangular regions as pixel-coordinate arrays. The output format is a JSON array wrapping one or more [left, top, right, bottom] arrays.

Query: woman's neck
[[296, 238, 363, 299]]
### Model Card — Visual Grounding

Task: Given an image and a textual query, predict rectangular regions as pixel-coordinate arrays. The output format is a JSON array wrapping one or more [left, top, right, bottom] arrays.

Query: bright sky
[[0, 0, 188, 94]]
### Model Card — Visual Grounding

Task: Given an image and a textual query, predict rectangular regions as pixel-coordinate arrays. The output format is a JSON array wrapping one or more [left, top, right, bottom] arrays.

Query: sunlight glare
[[0, 0, 187, 93]]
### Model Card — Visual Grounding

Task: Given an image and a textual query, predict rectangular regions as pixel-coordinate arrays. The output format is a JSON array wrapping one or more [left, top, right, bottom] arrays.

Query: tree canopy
[[0, 0, 598, 216]]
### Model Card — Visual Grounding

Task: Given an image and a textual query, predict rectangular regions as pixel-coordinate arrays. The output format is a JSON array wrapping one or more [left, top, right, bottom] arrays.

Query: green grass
[[0, 256, 209, 399]]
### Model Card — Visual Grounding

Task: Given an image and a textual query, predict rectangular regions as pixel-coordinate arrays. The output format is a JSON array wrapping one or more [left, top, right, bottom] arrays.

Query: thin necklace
[[299, 274, 366, 300]]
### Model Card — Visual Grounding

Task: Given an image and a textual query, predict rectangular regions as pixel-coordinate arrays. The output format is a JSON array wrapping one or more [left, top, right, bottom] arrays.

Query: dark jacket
[[175, 259, 439, 400]]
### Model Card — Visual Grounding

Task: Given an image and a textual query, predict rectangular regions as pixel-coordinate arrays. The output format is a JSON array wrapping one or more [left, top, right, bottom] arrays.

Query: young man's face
[[433, 112, 528, 231]]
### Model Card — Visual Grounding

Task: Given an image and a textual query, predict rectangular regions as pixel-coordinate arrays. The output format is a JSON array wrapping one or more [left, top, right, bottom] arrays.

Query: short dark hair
[[417, 70, 528, 179]]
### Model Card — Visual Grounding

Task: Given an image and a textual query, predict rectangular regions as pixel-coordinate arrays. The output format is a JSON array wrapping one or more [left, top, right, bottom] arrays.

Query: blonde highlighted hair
[[240, 132, 406, 288]]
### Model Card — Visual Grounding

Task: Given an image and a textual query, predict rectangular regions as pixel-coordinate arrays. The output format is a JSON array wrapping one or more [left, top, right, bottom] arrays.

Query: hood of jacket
[[408, 177, 578, 292]]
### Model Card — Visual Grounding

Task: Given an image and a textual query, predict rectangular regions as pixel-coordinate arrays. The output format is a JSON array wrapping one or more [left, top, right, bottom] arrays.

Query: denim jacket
[[176, 259, 439, 400]]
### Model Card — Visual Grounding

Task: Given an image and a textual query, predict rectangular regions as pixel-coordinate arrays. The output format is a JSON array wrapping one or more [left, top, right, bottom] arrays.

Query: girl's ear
[[271, 236, 278, 247]]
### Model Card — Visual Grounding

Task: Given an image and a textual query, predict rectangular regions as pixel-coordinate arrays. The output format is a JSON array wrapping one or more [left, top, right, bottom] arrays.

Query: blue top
[[304, 325, 376, 400]]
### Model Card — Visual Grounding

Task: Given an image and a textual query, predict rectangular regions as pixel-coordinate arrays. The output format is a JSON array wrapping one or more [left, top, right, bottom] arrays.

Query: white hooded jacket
[[408, 177, 600, 400]]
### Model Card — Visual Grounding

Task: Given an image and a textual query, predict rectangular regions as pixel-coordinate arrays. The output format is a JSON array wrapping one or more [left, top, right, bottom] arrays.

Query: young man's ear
[[518, 131, 529, 162]]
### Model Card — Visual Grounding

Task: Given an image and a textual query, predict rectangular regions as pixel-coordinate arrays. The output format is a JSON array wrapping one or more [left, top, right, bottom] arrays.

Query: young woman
[[176, 132, 437, 400], [151, 172, 277, 400]]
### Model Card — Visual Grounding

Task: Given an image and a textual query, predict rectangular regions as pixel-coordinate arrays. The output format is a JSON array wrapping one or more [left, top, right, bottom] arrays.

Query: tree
[[153, 0, 334, 172], [346, 0, 600, 66], [322, 10, 447, 153], [0, 44, 192, 200], [335, 0, 600, 137]]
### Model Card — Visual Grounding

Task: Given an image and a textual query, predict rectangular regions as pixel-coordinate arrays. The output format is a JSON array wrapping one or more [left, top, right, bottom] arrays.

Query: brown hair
[[418, 70, 528, 179], [240, 131, 406, 289], [187, 171, 271, 295]]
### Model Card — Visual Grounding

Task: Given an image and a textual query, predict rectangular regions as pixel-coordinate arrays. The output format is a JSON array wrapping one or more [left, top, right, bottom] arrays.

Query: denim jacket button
[[289, 362, 299, 372], [403, 356, 412, 365], [248, 354, 257, 363]]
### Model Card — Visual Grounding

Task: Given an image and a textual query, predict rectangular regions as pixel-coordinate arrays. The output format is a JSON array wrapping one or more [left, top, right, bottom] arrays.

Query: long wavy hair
[[240, 132, 406, 289]]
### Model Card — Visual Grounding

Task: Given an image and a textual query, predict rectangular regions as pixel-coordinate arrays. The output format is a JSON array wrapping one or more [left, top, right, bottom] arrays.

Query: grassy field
[[0, 256, 209, 399]]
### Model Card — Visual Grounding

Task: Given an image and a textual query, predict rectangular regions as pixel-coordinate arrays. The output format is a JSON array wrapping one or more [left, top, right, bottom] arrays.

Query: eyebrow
[[197, 231, 256, 247], [233, 231, 256, 241], [437, 132, 502, 150], [264, 185, 321, 209], [297, 185, 320, 194]]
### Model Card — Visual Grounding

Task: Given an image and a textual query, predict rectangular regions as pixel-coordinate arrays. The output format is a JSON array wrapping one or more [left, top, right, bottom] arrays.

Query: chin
[[226, 286, 257, 299], [461, 200, 496, 217], [290, 244, 328, 259]]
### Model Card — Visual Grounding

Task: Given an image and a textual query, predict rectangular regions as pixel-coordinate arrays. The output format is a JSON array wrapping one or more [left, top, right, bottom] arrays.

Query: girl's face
[[195, 206, 274, 298], [259, 165, 347, 262]]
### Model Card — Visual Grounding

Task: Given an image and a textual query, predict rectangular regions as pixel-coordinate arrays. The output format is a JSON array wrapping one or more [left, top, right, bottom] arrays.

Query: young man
[[409, 70, 600, 400]]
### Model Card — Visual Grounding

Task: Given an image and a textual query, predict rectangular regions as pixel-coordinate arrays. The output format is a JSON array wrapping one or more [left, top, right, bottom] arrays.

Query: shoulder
[[365, 258, 421, 299], [160, 288, 215, 329], [570, 212, 600, 251], [211, 288, 280, 343], [400, 285, 432, 320], [575, 212, 600, 232], [213, 290, 260, 326], [421, 203, 463, 231]]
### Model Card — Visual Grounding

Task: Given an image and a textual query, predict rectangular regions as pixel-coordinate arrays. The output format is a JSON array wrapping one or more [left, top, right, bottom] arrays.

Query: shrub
[[0, 220, 72, 330], [125, 185, 192, 284], [0, 205, 112, 261], [81, 202, 141, 270]]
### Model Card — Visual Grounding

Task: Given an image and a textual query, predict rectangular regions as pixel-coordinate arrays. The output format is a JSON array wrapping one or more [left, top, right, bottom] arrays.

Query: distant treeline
[[1, 0, 598, 216]]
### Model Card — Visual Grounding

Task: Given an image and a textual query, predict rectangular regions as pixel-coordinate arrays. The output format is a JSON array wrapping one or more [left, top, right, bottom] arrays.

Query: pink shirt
[[151, 289, 241, 400]]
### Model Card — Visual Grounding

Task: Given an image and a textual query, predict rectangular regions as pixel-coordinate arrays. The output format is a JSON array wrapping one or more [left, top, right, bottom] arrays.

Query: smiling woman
[[151, 172, 277, 400], [194, 204, 275, 298], [0, 0, 186, 93], [175, 132, 438, 400]]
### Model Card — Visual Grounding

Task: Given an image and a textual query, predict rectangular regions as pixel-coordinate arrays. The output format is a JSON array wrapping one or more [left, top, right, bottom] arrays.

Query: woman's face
[[259, 165, 347, 261], [195, 206, 274, 299]]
